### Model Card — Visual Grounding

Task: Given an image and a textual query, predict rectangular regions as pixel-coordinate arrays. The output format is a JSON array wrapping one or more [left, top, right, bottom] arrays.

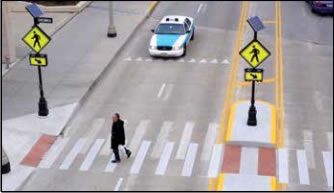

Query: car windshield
[[155, 24, 185, 34]]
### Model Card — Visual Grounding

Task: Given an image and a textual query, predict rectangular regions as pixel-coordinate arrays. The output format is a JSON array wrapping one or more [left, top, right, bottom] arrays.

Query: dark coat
[[111, 119, 126, 149]]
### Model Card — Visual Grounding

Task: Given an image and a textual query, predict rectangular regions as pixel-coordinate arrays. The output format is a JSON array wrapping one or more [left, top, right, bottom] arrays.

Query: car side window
[[184, 23, 189, 32], [185, 18, 192, 28]]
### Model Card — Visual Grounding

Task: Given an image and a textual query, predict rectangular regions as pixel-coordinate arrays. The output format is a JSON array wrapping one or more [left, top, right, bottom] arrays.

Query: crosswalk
[[36, 118, 333, 188], [123, 56, 231, 64]]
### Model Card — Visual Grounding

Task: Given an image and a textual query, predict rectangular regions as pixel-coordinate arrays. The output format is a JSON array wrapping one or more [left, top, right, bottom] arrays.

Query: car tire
[[191, 30, 194, 41], [182, 45, 187, 57]]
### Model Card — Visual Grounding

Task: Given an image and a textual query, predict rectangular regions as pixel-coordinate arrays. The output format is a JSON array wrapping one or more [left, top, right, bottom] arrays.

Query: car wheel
[[182, 45, 187, 57], [191, 30, 194, 41]]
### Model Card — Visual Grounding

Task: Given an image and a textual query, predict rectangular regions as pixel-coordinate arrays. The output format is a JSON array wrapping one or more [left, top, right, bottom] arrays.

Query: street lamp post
[[107, 1, 117, 37]]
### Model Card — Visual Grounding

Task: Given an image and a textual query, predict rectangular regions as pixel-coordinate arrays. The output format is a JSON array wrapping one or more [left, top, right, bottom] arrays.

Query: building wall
[[2, 1, 16, 64]]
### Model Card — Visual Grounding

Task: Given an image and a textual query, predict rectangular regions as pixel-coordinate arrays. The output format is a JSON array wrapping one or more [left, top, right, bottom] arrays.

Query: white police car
[[149, 15, 195, 57]]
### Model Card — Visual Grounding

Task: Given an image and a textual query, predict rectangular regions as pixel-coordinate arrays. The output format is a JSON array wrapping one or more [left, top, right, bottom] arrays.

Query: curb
[[61, 1, 160, 135], [224, 100, 278, 148]]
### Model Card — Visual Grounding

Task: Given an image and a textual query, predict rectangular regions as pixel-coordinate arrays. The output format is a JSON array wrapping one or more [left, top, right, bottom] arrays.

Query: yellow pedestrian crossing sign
[[244, 68, 263, 82], [239, 40, 271, 68], [22, 25, 51, 53], [29, 53, 48, 67]]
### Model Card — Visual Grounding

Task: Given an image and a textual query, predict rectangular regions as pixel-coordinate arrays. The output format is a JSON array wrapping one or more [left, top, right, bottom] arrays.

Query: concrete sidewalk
[[2, 1, 158, 191]]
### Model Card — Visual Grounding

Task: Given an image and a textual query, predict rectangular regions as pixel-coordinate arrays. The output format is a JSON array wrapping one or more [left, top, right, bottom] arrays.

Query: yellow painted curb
[[270, 176, 279, 191], [215, 173, 225, 191], [146, 1, 159, 14]]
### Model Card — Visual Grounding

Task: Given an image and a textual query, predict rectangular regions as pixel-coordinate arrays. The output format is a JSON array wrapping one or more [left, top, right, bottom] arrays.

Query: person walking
[[111, 113, 131, 163], [32, 31, 41, 48]]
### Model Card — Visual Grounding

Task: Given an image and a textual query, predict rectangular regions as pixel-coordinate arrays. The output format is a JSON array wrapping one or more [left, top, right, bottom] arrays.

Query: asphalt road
[[19, 1, 242, 191], [18, 1, 332, 191]]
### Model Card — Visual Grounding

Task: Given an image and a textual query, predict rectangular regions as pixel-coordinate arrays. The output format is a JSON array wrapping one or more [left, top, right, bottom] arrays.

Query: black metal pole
[[254, 31, 257, 41], [247, 80, 257, 126], [33, 17, 49, 116], [38, 66, 49, 116]]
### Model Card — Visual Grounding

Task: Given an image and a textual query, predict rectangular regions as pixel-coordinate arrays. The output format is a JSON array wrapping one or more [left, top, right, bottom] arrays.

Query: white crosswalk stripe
[[151, 121, 173, 159], [176, 122, 194, 160], [39, 137, 70, 169], [303, 130, 315, 169], [130, 141, 151, 174], [278, 148, 289, 183], [181, 143, 198, 177], [200, 123, 218, 161], [81, 118, 105, 154], [60, 138, 87, 170], [128, 120, 150, 154], [322, 151, 333, 187], [208, 144, 223, 178], [80, 139, 105, 171], [296, 149, 310, 185], [155, 142, 174, 175]]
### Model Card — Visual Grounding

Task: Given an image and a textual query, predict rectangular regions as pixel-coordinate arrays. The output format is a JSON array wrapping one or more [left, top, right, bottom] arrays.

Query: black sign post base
[[38, 96, 49, 117], [247, 80, 257, 126], [247, 106, 257, 126]]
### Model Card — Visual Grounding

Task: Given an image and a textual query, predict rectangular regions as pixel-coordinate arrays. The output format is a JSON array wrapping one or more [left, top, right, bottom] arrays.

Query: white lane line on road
[[181, 143, 198, 177], [136, 57, 143, 62], [322, 151, 333, 187], [130, 140, 151, 174], [303, 130, 315, 169], [100, 133, 111, 156], [81, 118, 105, 154], [208, 144, 223, 178], [200, 123, 219, 161], [155, 142, 174, 175], [222, 59, 229, 64], [157, 83, 166, 99], [296, 149, 310, 185], [240, 147, 258, 175], [124, 57, 131, 61], [189, 58, 196, 63], [162, 84, 174, 101], [80, 139, 105, 171], [151, 121, 173, 159], [128, 120, 150, 154], [176, 122, 194, 160], [197, 3, 204, 13], [39, 137, 70, 168], [60, 138, 87, 170], [114, 178, 124, 191], [278, 148, 289, 183], [210, 59, 218, 64], [199, 59, 207, 63]]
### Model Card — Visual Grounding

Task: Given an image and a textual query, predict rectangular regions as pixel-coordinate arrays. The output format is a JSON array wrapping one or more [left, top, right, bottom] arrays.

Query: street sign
[[247, 16, 264, 32], [239, 39, 271, 68], [22, 25, 51, 53], [25, 3, 44, 18], [244, 68, 263, 82], [29, 53, 48, 67], [37, 17, 53, 24]]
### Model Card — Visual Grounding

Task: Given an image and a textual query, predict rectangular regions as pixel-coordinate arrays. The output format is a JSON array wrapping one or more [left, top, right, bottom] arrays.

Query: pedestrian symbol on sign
[[32, 31, 41, 48], [22, 25, 51, 53], [250, 45, 260, 63], [239, 39, 270, 68]]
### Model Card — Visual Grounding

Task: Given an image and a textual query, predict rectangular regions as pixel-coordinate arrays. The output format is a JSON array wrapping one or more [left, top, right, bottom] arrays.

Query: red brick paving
[[222, 145, 242, 173], [258, 147, 276, 176], [21, 135, 57, 167]]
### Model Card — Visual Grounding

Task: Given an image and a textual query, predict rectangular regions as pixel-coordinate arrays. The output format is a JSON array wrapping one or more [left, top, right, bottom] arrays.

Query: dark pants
[[113, 147, 120, 161]]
